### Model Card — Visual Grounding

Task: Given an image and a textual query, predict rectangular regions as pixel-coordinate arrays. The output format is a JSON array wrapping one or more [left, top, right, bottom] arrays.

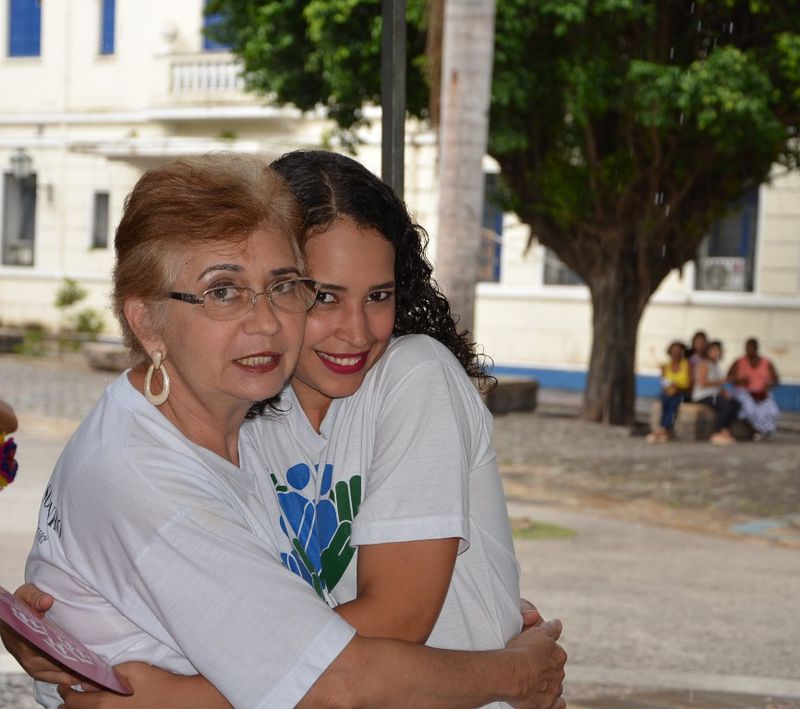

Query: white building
[[1, 0, 798, 410], [0, 0, 437, 331]]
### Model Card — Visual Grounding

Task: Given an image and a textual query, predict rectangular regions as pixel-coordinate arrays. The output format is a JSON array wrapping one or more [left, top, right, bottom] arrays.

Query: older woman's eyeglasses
[[169, 278, 319, 321]]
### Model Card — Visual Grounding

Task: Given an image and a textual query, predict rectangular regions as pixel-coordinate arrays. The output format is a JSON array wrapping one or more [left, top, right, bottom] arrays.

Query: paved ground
[[1, 353, 798, 708], [496, 399, 800, 543]]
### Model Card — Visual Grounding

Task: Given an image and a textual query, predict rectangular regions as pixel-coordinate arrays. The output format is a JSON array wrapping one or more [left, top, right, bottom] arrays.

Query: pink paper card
[[0, 586, 133, 695]]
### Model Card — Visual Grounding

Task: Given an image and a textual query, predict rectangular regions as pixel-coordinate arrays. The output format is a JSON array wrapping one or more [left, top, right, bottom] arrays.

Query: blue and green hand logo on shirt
[[271, 462, 362, 599]]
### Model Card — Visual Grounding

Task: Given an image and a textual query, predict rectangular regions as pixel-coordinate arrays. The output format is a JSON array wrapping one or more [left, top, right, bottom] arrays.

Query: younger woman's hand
[[520, 598, 543, 628], [57, 663, 232, 709]]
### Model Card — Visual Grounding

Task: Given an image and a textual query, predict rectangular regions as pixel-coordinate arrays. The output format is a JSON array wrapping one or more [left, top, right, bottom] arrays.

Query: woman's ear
[[123, 298, 164, 357]]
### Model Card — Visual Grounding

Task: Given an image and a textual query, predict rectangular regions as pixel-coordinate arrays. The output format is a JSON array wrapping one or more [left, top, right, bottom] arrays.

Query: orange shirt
[[734, 356, 772, 393]]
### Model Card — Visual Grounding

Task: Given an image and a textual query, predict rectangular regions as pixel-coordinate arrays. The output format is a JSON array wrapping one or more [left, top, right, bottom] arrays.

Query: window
[[2, 172, 36, 266], [695, 189, 758, 292], [8, 0, 41, 58], [543, 249, 583, 285], [478, 174, 503, 283], [202, 0, 230, 51], [91, 192, 110, 249], [99, 0, 115, 55]]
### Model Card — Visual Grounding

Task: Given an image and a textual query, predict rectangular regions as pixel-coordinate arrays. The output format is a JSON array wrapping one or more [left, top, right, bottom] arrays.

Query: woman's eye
[[207, 286, 242, 303], [369, 290, 394, 303], [271, 280, 294, 295], [315, 292, 337, 305]]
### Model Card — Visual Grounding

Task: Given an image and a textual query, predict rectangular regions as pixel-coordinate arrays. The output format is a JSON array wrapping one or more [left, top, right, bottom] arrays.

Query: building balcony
[[168, 52, 246, 95]]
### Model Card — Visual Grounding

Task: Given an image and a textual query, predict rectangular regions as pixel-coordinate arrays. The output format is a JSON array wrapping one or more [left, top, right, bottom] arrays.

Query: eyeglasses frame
[[168, 277, 320, 320]]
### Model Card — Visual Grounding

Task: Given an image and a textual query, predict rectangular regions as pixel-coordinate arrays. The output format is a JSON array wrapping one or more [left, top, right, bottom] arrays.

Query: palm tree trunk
[[435, 0, 496, 337]]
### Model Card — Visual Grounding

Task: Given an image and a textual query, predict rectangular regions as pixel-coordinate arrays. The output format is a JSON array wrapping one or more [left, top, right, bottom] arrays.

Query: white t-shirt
[[692, 359, 722, 401], [26, 374, 355, 709], [241, 334, 522, 657]]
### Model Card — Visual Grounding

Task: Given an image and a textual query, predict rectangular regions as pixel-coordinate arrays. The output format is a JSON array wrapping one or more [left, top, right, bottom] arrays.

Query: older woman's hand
[[0, 584, 83, 686]]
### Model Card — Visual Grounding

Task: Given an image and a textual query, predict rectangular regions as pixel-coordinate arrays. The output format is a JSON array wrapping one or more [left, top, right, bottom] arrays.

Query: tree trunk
[[435, 0, 496, 337], [582, 265, 649, 426]]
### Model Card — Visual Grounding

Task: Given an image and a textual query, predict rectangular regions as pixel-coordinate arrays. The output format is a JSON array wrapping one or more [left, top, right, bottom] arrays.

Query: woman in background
[[692, 340, 740, 445], [648, 340, 692, 443], [728, 337, 780, 440]]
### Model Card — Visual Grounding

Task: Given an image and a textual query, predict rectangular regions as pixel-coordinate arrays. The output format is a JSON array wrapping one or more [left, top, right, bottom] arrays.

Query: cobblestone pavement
[[494, 406, 800, 544], [0, 674, 37, 709], [0, 353, 118, 421]]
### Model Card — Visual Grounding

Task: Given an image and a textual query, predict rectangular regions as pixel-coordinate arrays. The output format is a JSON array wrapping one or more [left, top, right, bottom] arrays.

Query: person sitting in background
[[728, 337, 780, 440], [687, 330, 708, 379], [648, 341, 692, 443], [692, 341, 740, 446]]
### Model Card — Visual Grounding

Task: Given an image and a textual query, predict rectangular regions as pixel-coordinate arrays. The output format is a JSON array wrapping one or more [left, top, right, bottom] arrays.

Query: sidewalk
[[1, 354, 798, 708]]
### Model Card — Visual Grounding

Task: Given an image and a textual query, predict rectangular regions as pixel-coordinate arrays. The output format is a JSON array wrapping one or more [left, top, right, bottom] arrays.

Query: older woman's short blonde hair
[[112, 153, 304, 361]]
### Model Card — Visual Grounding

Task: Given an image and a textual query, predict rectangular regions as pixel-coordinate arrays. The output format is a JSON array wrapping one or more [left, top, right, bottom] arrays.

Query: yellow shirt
[[662, 359, 691, 391]]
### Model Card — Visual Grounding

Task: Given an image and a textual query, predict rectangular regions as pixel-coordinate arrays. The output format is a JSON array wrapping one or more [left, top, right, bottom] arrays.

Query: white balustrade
[[169, 55, 245, 94]]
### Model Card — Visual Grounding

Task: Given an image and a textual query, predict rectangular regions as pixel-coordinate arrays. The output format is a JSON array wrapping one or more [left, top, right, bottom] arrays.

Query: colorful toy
[[0, 433, 18, 489]]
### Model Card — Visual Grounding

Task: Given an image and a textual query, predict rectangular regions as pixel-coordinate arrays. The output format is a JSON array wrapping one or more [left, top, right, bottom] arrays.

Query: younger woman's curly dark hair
[[271, 149, 492, 390]]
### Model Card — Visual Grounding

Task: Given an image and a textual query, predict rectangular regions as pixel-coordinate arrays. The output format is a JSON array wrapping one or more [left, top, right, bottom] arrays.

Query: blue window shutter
[[100, 0, 115, 55], [9, 0, 42, 58], [203, 0, 230, 51]]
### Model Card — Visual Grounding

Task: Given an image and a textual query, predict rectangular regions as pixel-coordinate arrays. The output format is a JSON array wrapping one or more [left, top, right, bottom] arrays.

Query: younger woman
[[248, 150, 523, 652]]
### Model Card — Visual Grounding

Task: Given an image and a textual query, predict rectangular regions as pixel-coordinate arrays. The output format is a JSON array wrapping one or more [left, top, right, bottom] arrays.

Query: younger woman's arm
[[334, 537, 460, 642]]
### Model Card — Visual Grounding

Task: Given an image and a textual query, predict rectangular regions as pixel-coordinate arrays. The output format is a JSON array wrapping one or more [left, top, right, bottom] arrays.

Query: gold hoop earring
[[144, 350, 170, 406]]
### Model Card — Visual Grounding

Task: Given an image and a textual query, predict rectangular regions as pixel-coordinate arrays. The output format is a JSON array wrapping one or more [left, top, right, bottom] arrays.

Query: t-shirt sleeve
[[127, 504, 355, 708], [351, 349, 485, 550]]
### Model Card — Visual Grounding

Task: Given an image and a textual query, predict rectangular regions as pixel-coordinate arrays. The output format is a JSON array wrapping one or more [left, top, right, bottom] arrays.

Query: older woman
[[4, 154, 566, 709]]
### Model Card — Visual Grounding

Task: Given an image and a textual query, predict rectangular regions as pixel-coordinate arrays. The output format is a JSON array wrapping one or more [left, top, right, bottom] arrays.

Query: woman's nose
[[244, 294, 281, 335], [337, 306, 369, 347]]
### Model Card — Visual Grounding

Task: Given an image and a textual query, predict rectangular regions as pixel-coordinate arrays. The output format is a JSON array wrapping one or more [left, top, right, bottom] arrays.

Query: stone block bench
[[82, 342, 130, 372], [0, 329, 24, 353], [483, 378, 538, 415], [648, 401, 716, 441]]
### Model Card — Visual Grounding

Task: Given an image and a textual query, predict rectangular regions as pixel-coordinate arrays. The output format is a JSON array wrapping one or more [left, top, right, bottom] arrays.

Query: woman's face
[[669, 344, 684, 361], [291, 217, 396, 414], [692, 334, 708, 353], [154, 228, 307, 416]]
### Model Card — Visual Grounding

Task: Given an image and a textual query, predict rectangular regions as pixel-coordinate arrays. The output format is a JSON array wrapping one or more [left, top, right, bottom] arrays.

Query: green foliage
[[472, 2, 800, 313], [54, 278, 87, 310], [206, 0, 430, 144], [510, 517, 576, 540], [206, 1, 800, 262], [53, 278, 105, 347], [14, 325, 46, 357], [72, 308, 105, 338]]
